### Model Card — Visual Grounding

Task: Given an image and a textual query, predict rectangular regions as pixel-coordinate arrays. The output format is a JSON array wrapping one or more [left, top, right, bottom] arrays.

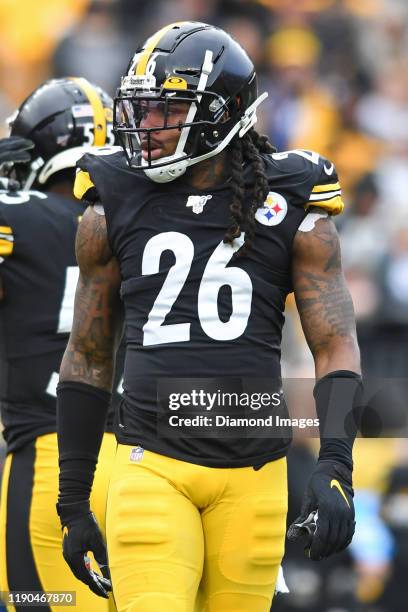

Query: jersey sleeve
[[73, 147, 123, 203], [306, 157, 344, 215], [73, 167, 100, 203], [0, 211, 14, 263]]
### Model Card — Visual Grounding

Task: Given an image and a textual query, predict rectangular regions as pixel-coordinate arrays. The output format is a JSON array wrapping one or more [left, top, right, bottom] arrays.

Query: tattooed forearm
[[76, 205, 113, 270], [59, 206, 122, 390], [293, 214, 360, 375], [295, 270, 356, 344]]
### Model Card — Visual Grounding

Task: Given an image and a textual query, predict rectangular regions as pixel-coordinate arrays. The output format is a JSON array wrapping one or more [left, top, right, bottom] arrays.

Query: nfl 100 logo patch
[[255, 192, 288, 226], [186, 194, 212, 214]]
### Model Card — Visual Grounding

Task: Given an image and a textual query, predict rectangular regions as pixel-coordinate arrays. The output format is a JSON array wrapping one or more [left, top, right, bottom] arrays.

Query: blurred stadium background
[[1, 1, 408, 610]]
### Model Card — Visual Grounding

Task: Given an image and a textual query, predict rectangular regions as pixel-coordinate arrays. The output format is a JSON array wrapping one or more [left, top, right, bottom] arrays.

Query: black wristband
[[314, 370, 363, 470], [57, 381, 111, 507]]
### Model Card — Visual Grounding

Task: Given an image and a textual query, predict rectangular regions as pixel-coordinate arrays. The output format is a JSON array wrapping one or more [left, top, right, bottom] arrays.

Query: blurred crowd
[[1, 1, 408, 611]]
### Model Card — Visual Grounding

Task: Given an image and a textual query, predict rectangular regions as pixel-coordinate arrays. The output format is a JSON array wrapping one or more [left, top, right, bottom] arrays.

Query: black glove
[[287, 460, 355, 560], [0, 136, 34, 166], [57, 502, 111, 598]]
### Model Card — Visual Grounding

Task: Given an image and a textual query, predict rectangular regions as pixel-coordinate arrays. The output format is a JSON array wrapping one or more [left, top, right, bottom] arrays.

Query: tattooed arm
[[59, 205, 122, 389], [288, 213, 361, 561], [292, 211, 361, 378], [57, 205, 122, 595]]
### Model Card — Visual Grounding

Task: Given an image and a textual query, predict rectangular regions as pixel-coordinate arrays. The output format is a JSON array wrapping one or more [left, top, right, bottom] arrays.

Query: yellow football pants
[[106, 445, 288, 612], [0, 432, 117, 612]]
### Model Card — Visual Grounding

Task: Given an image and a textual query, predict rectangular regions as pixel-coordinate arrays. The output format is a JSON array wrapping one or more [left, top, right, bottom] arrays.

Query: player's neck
[[184, 151, 230, 189]]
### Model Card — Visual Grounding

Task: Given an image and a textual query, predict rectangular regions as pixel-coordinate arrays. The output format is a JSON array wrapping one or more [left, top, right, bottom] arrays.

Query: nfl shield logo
[[129, 446, 144, 462]]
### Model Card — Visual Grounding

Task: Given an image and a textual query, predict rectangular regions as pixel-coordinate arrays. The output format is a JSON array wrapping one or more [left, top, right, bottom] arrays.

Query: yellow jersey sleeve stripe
[[0, 238, 13, 256], [71, 77, 107, 146], [312, 182, 340, 193], [0, 226, 12, 234], [135, 22, 189, 76], [305, 195, 344, 215], [74, 170, 95, 200]]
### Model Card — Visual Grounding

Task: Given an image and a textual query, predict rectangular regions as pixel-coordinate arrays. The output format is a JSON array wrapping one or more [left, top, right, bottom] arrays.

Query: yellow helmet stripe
[[71, 77, 107, 146], [135, 21, 189, 76]]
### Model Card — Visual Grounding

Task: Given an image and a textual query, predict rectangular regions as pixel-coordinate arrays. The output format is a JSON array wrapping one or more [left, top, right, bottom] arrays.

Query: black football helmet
[[114, 21, 267, 183], [8, 77, 114, 190]]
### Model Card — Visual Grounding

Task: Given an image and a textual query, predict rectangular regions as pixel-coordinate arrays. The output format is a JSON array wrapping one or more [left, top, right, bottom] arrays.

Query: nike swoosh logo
[[330, 479, 350, 508], [324, 162, 334, 175]]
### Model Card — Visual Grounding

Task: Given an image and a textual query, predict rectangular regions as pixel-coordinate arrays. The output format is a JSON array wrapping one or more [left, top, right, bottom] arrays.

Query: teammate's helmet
[[114, 21, 268, 183], [8, 77, 114, 190]]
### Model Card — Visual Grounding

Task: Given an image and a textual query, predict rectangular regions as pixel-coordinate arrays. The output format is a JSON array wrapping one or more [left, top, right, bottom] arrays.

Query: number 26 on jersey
[[142, 232, 252, 346]]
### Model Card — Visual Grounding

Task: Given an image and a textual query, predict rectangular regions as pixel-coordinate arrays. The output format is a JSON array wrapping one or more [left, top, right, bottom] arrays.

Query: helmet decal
[[163, 76, 188, 90]]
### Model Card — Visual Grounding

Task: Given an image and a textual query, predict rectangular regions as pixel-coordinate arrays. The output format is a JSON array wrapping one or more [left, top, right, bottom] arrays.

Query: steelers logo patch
[[255, 192, 288, 226]]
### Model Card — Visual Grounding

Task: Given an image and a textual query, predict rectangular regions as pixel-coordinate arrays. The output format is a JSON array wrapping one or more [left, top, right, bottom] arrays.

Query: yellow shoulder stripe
[[71, 77, 107, 146], [312, 182, 340, 193], [0, 239, 13, 256], [0, 227, 13, 257], [305, 195, 344, 215], [136, 22, 189, 75], [74, 170, 95, 200]]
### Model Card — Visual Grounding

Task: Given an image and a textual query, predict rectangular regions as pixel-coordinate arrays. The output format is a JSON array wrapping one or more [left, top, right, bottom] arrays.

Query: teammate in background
[[0, 78, 120, 611], [57, 22, 361, 611], [0, 137, 33, 195]]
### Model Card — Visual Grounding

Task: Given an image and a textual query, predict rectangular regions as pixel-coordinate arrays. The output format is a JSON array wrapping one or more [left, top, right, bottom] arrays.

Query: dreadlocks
[[224, 128, 276, 257]]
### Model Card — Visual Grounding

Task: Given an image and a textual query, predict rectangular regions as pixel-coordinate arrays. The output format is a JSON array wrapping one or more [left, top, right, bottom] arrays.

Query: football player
[[57, 22, 362, 611], [0, 78, 120, 611]]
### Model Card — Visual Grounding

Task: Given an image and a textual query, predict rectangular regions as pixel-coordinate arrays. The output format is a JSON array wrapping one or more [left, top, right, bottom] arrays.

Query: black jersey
[[0, 188, 122, 452], [75, 146, 344, 467]]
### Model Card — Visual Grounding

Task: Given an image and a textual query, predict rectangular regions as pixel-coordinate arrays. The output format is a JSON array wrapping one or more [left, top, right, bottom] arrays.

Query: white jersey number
[[142, 232, 252, 346], [272, 149, 320, 165], [47, 266, 79, 397], [57, 266, 80, 333]]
